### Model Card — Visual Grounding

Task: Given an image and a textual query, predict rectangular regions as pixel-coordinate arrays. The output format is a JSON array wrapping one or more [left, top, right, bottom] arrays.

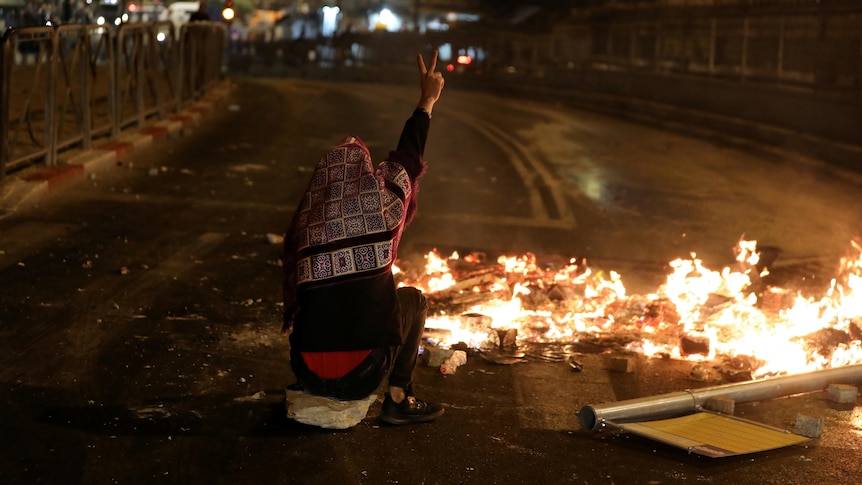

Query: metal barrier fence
[[542, 1, 862, 94], [291, 1, 858, 96], [230, 1, 856, 160], [0, 21, 226, 185]]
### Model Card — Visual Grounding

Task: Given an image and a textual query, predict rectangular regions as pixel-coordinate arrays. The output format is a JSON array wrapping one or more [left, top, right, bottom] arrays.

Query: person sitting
[[282, 51, 446, 426]]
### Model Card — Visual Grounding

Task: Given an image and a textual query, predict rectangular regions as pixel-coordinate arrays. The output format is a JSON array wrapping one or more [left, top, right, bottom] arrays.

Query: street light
[[222, 0, 235, 22], [322, 5, 340, 37]]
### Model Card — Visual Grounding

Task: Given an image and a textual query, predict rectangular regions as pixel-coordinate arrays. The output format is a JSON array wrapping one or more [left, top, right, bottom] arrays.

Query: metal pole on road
[[578, 363, 862, 431]]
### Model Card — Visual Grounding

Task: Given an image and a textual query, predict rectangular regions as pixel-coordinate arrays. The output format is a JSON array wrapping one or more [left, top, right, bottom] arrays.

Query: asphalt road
[[1, 76, 861, 484]]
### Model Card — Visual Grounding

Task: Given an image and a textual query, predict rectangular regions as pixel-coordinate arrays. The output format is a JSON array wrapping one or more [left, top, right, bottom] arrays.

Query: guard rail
[[1, 21, 226, 185]]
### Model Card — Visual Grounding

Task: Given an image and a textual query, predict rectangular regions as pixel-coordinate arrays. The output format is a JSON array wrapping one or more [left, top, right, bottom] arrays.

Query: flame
[[396, 239, 862, 377], [424, 250, 458, 292]]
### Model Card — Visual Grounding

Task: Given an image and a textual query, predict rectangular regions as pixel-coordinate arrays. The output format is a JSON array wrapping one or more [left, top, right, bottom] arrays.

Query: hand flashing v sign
[[417, 50, 445, 114]]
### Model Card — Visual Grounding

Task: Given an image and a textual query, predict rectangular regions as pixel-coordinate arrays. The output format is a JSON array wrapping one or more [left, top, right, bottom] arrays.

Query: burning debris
[[396, 238, 862, 379]]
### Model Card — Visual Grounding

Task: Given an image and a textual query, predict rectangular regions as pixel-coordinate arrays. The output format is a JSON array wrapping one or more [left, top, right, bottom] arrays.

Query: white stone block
[[285, 389, 378, 429]]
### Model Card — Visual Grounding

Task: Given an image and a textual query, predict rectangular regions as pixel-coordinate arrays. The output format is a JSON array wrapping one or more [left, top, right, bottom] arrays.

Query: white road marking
[[311, 81, 578, 230]]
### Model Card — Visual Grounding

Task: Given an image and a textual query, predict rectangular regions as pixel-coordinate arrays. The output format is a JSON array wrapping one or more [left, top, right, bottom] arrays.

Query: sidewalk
[[0, 81, 234, 217]]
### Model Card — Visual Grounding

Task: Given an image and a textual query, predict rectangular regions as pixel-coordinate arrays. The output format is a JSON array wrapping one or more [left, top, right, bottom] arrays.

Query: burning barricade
[[395, 238, 862, 380]]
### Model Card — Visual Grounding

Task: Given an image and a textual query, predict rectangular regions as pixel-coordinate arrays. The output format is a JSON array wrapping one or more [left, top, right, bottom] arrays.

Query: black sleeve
[[395, 108, 431, 159]]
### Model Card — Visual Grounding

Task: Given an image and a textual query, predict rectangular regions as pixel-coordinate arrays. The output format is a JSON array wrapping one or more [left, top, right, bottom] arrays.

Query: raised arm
[[394, 50, 445, 159]]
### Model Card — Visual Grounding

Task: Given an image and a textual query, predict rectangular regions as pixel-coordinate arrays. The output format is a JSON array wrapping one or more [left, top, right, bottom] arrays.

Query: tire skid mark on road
[[73, 191, 293, 213], [0, 233, 228, 392], [0, 222, 81, 272], [69, 232, 229, 401]]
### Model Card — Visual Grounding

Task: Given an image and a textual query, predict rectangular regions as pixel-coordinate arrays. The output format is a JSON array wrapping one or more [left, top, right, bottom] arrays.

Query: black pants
[[290, 287, 427, 400]]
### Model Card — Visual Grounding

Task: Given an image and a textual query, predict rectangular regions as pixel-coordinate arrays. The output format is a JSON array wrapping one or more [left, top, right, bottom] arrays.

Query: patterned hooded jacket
[[283, 111, 429, 351]]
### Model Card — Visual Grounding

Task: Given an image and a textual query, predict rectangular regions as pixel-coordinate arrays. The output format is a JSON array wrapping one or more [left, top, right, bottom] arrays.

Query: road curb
[[1, 82, 233, 216]]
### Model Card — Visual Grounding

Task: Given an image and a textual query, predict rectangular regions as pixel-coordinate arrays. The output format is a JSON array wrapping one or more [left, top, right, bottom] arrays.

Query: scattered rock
[[827, 384, 858, 404], [794, 414, 824, 438], [266, 233, 284, 245], [609, 356, 635, 373], [703, 396, 735, 415]]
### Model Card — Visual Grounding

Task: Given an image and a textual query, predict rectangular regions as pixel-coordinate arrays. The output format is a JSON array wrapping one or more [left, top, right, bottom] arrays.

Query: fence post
[[46, 29, 58, 167], [136, 27, 145, 128], [654, 19, 662, 72], [175, 24, 184, 112], [188, 26, 198, 98], [79, 26, 92, 150], [740, 16, 749, 82], [708, 17, 715, 76], [0, 30, 10, 184], [815, 2, 829, 91], [777, 16, 785, 86], [150, 25, 165, 120], [111, 27, 120, 138], [607, 22, 613, 62]]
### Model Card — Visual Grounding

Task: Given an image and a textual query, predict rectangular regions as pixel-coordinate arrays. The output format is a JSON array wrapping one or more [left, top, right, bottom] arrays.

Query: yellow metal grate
[[616, 412, 810, 458]]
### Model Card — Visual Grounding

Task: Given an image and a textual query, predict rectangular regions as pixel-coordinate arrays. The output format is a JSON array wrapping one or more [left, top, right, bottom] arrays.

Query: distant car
[[94, 3, 125, 27], [126, 3, 167, 23], [446, 54, 483, 76]]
